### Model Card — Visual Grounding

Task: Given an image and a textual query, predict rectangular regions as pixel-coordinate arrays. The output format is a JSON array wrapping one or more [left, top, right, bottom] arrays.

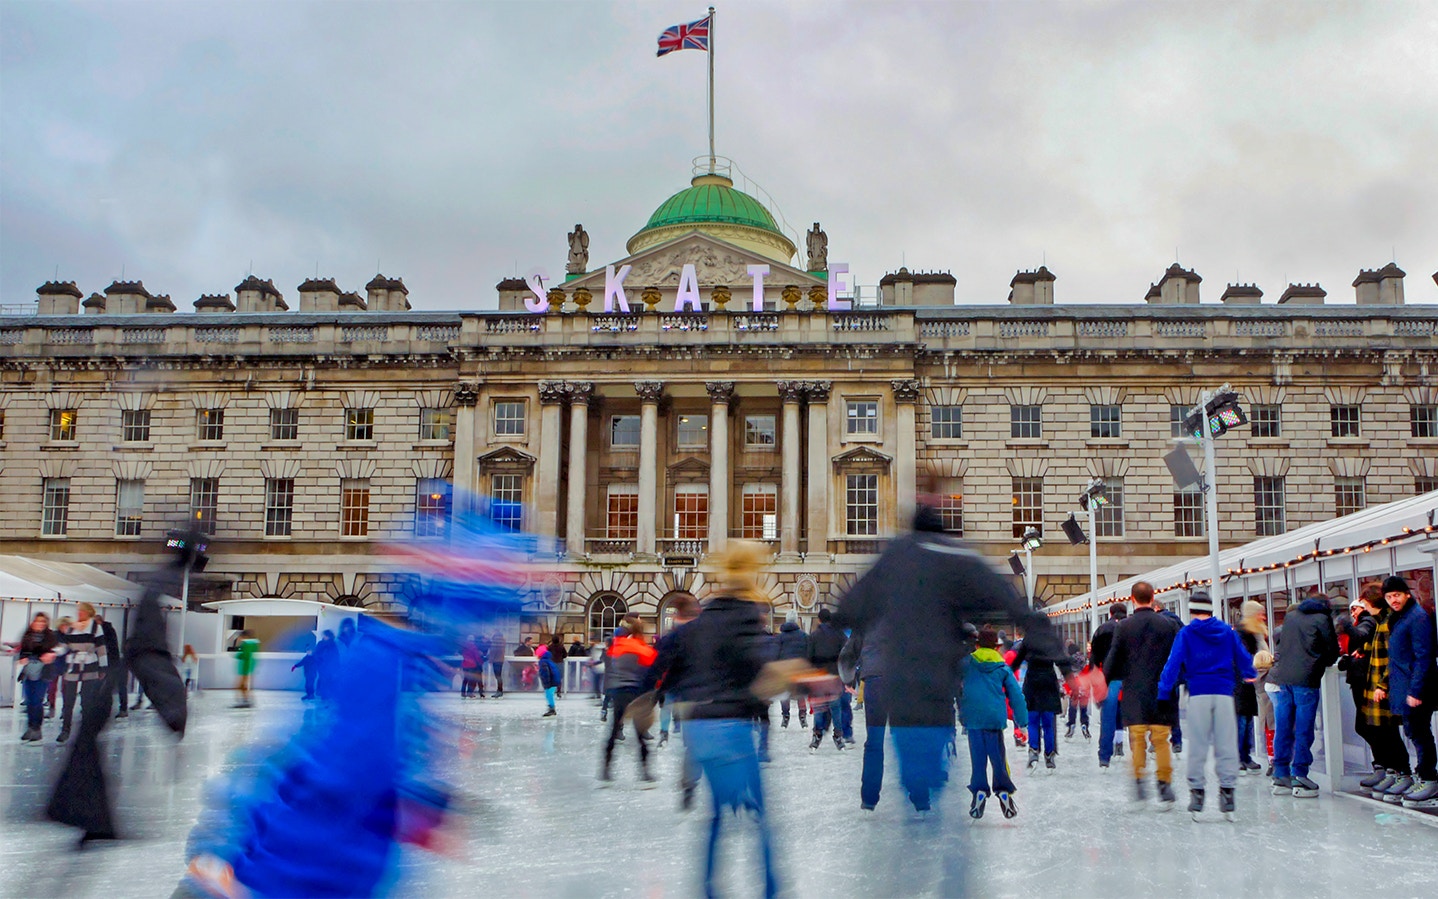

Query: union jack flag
[[657, 15, 710, 56]]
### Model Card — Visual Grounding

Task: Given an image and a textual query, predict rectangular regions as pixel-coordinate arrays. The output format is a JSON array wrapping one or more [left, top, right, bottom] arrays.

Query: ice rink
[[3, 691, 1436, 898]]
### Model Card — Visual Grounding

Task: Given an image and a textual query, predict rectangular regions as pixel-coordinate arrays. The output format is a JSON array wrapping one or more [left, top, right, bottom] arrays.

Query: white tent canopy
[[1048, 490, 1438, 621]]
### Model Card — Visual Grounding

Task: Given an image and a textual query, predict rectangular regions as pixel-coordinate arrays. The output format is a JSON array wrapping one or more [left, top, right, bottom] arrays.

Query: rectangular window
[[264, 478, 295, 537], [846, 400, 878, 436], [740, 484, 778, 540], [197, 408, 225, 441], [189, 478, 218, 536], [1330, 404, 1360, 438], [414, 478, 449, 537], [1012, 476, 1043, 538], [493, 400, 526, 436], [846, 474, 879, 536], [340, 478, 371, 537], [1334, 476, 1366, 518], [610, 415, 641, 448], [930, 405, 963, 439], [418, 408, 451, 441], [42, 477, 71, 536], [674, 486, 709, 539], [1418, 477, 1438, 496], [1250, 404, 1282, 439], [491, 473, 523, 532], [346, 407, 375, 441], [1412, 404, 1438, 439], [1174, 488, 1205, 537], [269, 407, 299, 441], [121, 409, 151, 443], [1010, 404, 1042, 439], [676, 413, 709, 448], [1096, 480, 1124, 537], [0, 409, 5, 440], [115, 479, 144, 536], [606, 485, 639, 538], [935, 478, 963, 535], [1254, 476, 1286, 537], [1090, 404, 1122, 439], [50, 408, 77, 442], [1169, 405, 1189, 439], [744, 414, 776, 448]]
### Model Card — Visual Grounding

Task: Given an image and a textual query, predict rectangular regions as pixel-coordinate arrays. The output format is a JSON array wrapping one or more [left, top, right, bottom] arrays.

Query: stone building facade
[[3, 175, 1436, 641]]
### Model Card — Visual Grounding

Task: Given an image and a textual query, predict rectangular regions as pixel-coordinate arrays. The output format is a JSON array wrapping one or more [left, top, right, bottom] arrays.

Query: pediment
[[832, 445, 892, 471], [667, 455, 711, 478], [565, 231, 822, 291], [478, 446, 537, 469]]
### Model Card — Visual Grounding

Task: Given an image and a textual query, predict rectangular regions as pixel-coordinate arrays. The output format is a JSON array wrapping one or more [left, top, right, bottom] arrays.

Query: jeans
[[1127, 724, 1173, 784], [1099, 679, 1124, 765], [755, 705, 771, 762], [860, 677, 888, 807], [839, 690, 854, 740], [685, 718, 778, 899], [1236, 715, 1255, 765], [966, 728, 1017, 795], [1066, 698, 1090, 729], [890, 726, 952, 811], [490, 662, 504, 693], [814, 695, 844, 737], [23, 677, 48, 729], [1271, 684, 1320, 779], [780, 697, 807, 726], [1027, 711, 1057, 755], [1402, 702, 1437, 781]]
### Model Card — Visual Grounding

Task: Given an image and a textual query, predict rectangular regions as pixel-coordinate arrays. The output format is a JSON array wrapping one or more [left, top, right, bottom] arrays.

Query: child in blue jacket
[[960, 625, 1029, 819], [539, 651, 563, 717]]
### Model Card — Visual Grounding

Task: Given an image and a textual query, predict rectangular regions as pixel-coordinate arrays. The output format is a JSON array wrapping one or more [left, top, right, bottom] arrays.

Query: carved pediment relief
[[565, 232, 820, 291], [667, 455, 711, 480], [832, 446, 892, 472], [478, 447, 537, 470]]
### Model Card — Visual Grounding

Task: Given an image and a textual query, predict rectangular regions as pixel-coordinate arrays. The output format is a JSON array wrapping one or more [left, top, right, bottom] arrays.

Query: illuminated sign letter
[[826, 263, 852, 311], [674, 263, 702, 312], [604, 264, 632, 313], [747, 264, 769, 312], [524, 269, 550, 313]]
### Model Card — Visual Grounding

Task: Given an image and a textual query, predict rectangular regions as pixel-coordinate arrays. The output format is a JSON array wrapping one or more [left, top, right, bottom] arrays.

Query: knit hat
[[785, 609, 799, 625], [1382, 575, 1411, 596], [1240, 600, 1264, 620], [1189, 591, 1214, 615]]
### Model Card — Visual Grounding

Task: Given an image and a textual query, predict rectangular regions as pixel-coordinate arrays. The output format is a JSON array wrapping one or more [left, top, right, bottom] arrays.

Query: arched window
[[588, 593, 628, 643]]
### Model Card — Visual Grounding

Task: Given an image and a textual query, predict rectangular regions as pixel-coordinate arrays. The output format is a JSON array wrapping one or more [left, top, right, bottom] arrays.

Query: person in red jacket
[[602, 617, 659, 785]]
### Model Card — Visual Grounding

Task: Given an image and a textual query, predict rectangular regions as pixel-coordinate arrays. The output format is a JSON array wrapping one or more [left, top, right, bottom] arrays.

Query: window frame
[[588, 593, 629, 644], [609, 415, 641, 449], [934, 477, 963, 535], [1334, 476, 1366, 518], [1089, 404, 1122, 439], [340, 478, 371, 537], [1095, 479, 1124, 537], [121, 409, 151, 443], [1329, 404, 1361, 438], [1173, 487, 1205, 538], [269, 407, 299, 442], [1010, 404, 1042, 439], [345, 407, 375, 442], [414, 478, 450, 538], [196, 407, 225, 442], [845, 399, 879, 437], [42, 477, 71, 536], [1411, 404, 1438, 439], [1011, 476, 1043, 539], [49, 408, 78, 442], [1250, 404, 1282, 439], [264, 478, 295, 537], [189, 477, 219, 536], [606, 484, 640, 539], [1417, 477, 1438, 496], [418, 407, 451, 442], [743, 414, 776, 449], [1169, 405, 1189, 439], [845, 473, 879, 536], [930, 405, 964, 440], [115, 478, 144, 537], [1254, 476, 1286, 537], [490, 473, 524, 532], [493, 400, 527, 437], [676, 413, 710, 449], [740, 483, 778, 540]]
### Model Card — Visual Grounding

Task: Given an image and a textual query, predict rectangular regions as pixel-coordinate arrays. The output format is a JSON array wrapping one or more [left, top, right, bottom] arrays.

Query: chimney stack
[[103, 280, 152, 314], [1277, 283, 1326, 305], [366, 275, 411, 312], [36, 281, 83, 315], [1008, 266, 1056, 305], [235, 276, 288, 313], [496, 277, 529, 312], [195, 294, 235, 313], [299, 278, 343, 313], [1219, 283, 1263, 305], [1353, 263, 1405, 305], [1147, 263, 1201, 304]]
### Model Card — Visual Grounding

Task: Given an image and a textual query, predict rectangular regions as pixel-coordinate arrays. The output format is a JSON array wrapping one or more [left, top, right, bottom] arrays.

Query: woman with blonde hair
[[1235, 600, 1269, 772]]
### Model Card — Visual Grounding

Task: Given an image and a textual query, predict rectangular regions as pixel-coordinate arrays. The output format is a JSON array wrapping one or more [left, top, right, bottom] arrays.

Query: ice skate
[[1044, 751, 1057, 771], [639, 768, 659, 790], [55, 727, 70, 743], [1359, 767, 1388, 789], [809, 730, 823, 751], [1188, 788, 1204, 821], [1064, 724, 1075, 740], [1026, 748, 1040, 771], [997, 792, 1017, 818], [1271, 776, 1294, 795], [540, 708, 556, 717], [1382, 774, 1414, 803], [681, 785, 696, 811], [969, 791, 987, 819], [1082, 724, 1091, 740], [1291, 776, 1319, 798], [1132, 778, 1148, 805], [1156, 781, 1176, 811], [657, 731, 669, 747], [1219, 787, 1236, 821], [1401, 779, 1438, 809], [833, 732, 846, 751], [781, 714, 790, 729], [1368, 771, 1396, 798], [21, 726, 41, 742], [1113, 741, 1124, 758]]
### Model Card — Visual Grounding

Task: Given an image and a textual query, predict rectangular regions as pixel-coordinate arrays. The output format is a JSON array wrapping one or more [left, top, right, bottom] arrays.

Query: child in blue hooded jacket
[[960, 625, 1028, 819]]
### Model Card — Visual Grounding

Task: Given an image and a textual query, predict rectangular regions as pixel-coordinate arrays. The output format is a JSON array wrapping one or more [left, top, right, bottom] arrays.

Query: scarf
[[1362, 612, 1398, 728]]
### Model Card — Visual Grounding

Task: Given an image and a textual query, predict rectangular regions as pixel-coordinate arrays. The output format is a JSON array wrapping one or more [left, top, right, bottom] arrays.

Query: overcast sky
[[3, 0, 1435, 311]]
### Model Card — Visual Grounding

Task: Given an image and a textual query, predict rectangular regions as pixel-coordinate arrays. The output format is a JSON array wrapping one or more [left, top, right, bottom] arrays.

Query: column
[[706, 381, 735, 552], [805, 380, 832, 557], [565, 382, 594, 559], [892, 379, 920, 531], [636, 380, 665, 559], [451, 382, 479, 516], [536, 382, 566, 540], [777, 380, 804, 560]]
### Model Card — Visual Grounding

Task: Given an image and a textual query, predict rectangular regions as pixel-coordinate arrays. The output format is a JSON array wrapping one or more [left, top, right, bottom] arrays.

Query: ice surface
[[3, 692, 1436, 898]]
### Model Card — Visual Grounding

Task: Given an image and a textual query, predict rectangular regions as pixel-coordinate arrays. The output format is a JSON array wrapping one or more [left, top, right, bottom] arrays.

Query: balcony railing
[[829, 538, 885, 556], [585, 537, 635, 556], [657, 538, 707, 556]]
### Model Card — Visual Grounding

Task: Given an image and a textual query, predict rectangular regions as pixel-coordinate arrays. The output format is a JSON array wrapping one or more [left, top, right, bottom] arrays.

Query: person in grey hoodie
[[1269, 592, 1340, 797]]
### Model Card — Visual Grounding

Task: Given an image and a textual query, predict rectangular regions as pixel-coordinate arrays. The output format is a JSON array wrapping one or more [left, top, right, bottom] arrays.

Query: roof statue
[[566, 224, 590, 275], [806, 223, 828, 272]]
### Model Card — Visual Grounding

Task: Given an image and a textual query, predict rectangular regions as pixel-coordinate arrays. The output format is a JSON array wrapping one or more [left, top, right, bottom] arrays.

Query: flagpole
[[707, 6, 716, 173]]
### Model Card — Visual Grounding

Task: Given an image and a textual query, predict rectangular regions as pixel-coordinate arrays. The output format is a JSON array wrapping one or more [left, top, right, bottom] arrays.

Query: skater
[[181, 644, 200, 693], [806, 608, 848, 751], [835, 505, 1069, 813], [849, 622, 890, 809], [646, 593, 701, 802], [291, 633, 320, 700], [54, 603, 109, 745], [5, 612, 59, 742], [312, 631, 340, 701], [489, 630, 507, 696], [1269, 590, 1339, 797], [1103, 582, 1182, 806], [776, 610, 809, 729], [234, 630, 260, 708], [600, 618, 657, 784], [46, 601, 123, 843], [1091, 604, 1128, 769], [1063, 642, 1091, 740], [1158, 591, 1256, 820], [1234, 601, 1268, 773], [962, 626, 1026, 819], [459, 635, 484, 698], [538, 639, 563, 717], [1011, 635, 1068, 773], [1377, 575, 1437, 807]]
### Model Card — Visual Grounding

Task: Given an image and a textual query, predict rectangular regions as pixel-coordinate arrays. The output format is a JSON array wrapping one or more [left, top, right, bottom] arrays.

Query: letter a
[[604, 264, 632, 313], [674, 263, 702, 312]]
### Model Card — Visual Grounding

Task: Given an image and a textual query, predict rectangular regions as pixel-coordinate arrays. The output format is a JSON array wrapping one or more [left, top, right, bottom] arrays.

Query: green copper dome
[[639, 174, 783, 235]]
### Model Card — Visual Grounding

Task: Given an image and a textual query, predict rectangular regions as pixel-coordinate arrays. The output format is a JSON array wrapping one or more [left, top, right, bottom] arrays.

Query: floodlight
[[165, 528, 210, 572], [1078, 478, 1109, 510], [1062, 514, 1089, 546], [1008, 553, 1026, 576], [1183, 390, 1248, 440], [1021, 527, 1043, 551], [1164, 446, 1204, 490]]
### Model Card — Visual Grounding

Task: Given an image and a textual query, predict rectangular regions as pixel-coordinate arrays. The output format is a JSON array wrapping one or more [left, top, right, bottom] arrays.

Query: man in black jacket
[[807, 608, 848, 751], [836, 506, 1069, 813], [1091, 604, 1129, 769], [1103, 582, 1181, 806], [776, 611, 809, 728], [1270, 594, 1340, 797]]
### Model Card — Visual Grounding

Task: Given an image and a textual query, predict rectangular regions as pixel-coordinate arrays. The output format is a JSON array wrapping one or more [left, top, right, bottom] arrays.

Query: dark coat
[[1011, 640, 1067, 713], [1235, 628, 1261, 717], [651, 596, 769, 720], [1337, 610, 1376, 692], [807, 622, 847, 675], [1271, 598, 1340, 689], [1387, 600, 1436, 709], [1091, 612, 1126, 670], [776, 621, 809, 661], [1103, 607, 1182, 726], [538, 655, 562, 689], [834, 531, 1066, 728]]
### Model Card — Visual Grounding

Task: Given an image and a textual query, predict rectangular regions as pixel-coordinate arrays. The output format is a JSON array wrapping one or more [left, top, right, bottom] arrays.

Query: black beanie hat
[[1382, 575, 1411, 596], [818, 607, 832, 623]]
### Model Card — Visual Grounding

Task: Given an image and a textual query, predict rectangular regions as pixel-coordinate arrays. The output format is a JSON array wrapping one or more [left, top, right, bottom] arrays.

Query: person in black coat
[[807, 608, 849, 750], [1091, 604, 1129, 767], [1270, 594, 1340, 789], [1011, 639, 1069, 770], [1339, 588, 1383, 776], [1103, 583, 1182, 803], [776, 611, 810, 728]]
